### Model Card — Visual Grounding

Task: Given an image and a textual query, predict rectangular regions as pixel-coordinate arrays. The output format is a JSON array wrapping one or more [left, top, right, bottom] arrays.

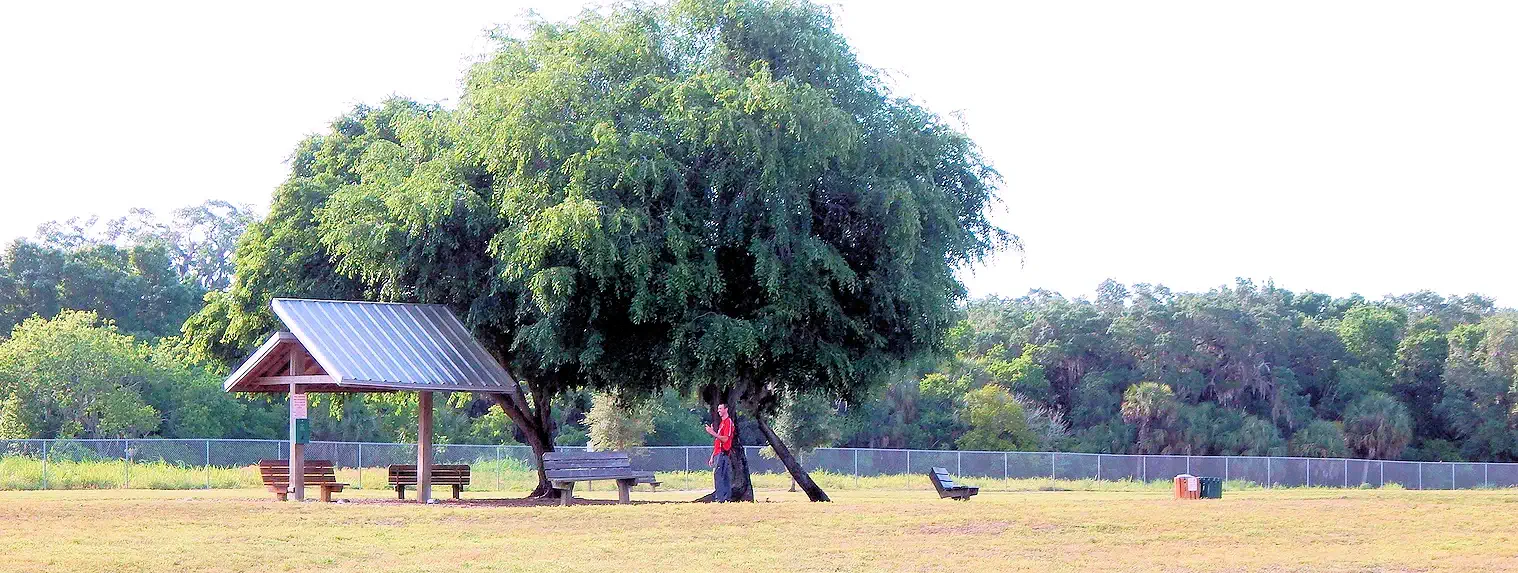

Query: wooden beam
[[255, 375, 337, 385]]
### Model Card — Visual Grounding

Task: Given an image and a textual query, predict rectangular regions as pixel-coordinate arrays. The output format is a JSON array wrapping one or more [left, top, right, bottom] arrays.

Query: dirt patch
[[917, 520, 1013, 535], [343, 497, 680, 508]]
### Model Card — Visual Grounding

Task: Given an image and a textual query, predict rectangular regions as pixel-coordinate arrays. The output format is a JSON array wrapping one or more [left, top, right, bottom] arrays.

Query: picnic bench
[[388, 464, 471, 500], [258, 459, 347, 502], [928, 466, 979, 501], [543, 451, 657, 506]]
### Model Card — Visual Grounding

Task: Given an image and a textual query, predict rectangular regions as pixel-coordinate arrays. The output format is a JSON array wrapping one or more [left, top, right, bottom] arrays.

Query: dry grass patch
[[2, 487, 1516, 572]]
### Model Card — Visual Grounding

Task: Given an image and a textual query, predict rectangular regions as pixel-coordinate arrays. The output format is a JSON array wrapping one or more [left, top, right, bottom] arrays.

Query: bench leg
[[396, 485, 406, 500], [617, 479, 632, 504], [321, 487, 333, 503], [275, 491, 288, 502], [559, 483, 574, 507], [453, 484, 462, 499]]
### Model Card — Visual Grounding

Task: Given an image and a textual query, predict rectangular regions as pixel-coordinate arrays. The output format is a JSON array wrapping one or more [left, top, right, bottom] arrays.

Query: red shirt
[[712, 417, 735, 454]]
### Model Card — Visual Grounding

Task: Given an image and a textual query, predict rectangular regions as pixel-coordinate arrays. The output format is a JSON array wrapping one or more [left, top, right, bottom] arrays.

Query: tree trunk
[[705, 386, 755, 502], [489, 392, 559, 498], [755, 411, 830, 502]]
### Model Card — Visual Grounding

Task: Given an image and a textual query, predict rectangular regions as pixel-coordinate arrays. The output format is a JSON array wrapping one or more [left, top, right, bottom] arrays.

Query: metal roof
[[222, 299, 515, 393]]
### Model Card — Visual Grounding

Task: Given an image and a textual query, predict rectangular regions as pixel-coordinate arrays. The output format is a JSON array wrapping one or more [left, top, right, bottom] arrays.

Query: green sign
[[293, 418, 311, 444]]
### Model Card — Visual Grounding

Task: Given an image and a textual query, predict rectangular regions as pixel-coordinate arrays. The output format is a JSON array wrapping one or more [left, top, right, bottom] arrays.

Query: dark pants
[[713, 453, 731, 502]]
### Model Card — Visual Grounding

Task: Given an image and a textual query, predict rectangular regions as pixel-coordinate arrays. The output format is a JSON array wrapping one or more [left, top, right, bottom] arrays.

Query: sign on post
[[291, 393, 310, 444], [291, 394, 308, 419], [293, 418, 311, 444]]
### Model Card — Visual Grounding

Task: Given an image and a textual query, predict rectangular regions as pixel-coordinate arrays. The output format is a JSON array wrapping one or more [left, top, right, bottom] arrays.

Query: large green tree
[[278, 0, 1008, 503]]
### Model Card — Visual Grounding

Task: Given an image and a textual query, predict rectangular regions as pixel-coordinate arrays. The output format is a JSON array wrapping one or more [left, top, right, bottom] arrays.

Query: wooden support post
[[289, 383, 305, 502], [618, 479, 632, 504], [560, 482, 575, 506], [418, 391, 434, 503]]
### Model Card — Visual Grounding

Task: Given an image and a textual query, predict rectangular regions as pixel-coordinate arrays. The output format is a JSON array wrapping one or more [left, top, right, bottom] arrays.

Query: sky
[[2, 1, 1514, 306]]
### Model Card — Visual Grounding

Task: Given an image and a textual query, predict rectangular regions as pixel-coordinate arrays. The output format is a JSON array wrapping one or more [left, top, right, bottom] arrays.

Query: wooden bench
[[258, 459, 347, 502], [388, 464, 471, 499], [928, 466, 979, 501], [543, 451, 656, 506], [636, 475, 662, 491]]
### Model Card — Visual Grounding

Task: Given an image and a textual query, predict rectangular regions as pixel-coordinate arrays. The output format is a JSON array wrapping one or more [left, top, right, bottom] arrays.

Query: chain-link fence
[[4, 439, 1517, 490]]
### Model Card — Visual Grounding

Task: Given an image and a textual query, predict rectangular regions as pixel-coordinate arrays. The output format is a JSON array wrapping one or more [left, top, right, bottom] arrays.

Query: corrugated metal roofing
[[264, 298, 514, 392]]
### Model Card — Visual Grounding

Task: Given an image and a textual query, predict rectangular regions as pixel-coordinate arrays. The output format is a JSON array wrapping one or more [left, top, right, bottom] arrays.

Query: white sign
[[291, 394, 308, 419]]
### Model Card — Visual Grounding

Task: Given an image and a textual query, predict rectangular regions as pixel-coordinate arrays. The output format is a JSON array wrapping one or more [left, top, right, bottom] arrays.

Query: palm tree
[[1343, 392, 1413, 459], [1121, 382, 1178, 454]]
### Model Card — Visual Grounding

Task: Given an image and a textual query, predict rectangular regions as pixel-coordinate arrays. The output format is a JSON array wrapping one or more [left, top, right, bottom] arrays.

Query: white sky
[[2, 1, 1514, 306]]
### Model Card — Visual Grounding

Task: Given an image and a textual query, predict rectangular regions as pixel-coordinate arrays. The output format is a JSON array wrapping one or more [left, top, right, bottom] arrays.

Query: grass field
[[3, 486, 1516, 572], [0, 456, 1264, 493]]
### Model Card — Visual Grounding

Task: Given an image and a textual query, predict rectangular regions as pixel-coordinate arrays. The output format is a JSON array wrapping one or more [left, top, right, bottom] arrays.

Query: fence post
[[1485, 463, 1489, 488], [1266, 459, 1272, 488], [1095, 454, 1101, 481], [1343, 459, 1348, 488], [853, 449, 859, 489], [1003, 452, 1008, 481], [205, 440, 211, 490], [1306, 459, 1311, 488], [1141, 456, 1146, 483], [41, 440, 49, 490], [905, 450, 911, 489], [1379, 461, 1384, 488], [357, 444, 364, 489], [1051, 453, 1057, 479], [1451, 463, 1455, 490], [1224, 457, 1229, 482], [1418, 463, 1423, 490], [123, 439, 130, 489], [956, 451, 961, 477], [1185, 455, 1190, 475], [685, 447, 690, 474]]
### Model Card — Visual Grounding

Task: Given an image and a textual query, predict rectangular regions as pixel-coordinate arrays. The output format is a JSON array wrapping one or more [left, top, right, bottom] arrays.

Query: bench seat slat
[[543, 449, 625, 459], [545, 469, 653, 481], [543, 458, 637, 470]]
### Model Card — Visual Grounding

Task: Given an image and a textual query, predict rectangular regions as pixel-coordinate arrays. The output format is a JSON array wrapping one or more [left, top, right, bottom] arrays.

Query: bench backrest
[[929, 467, 959, 491], [258, 459, 339, 485], [388, 464, 471, 484], [542, 451, 637, 481]]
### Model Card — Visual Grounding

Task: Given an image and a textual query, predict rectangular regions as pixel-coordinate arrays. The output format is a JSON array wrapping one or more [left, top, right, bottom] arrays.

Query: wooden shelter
[[224, 298, 514, 502]]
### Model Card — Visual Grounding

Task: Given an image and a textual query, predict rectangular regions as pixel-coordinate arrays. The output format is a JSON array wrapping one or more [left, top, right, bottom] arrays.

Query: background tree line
[[5, 219, 1512, 466]]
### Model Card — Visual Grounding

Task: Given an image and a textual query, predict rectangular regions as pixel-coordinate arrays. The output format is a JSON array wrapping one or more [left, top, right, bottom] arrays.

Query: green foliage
[[769, 391, 839, 455], [1233, 415, 1286, 456], [0, 241, 204, 340], [956, 385, 1037, 451], [1121, 382, 1178, 454], [1337, 304, 1408, 375], [1343, 392, 1414, 459], [585, 393, 656, 451], [555, 425, 590, 446], [36, 201, 256, 291], [1288, 420, 1349, 458], [0, 311, 281, 441], [0, 312, 161, 438], [646, 390, 709, 446]]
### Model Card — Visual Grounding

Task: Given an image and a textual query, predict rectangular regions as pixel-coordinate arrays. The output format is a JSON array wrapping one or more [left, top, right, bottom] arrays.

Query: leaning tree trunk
[[755, 412, 830, 502], [489, 392, 559, 498]]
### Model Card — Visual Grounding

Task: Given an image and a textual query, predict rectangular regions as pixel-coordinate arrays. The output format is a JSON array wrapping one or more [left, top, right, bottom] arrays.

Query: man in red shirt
[[705, 403, 736, 502]]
